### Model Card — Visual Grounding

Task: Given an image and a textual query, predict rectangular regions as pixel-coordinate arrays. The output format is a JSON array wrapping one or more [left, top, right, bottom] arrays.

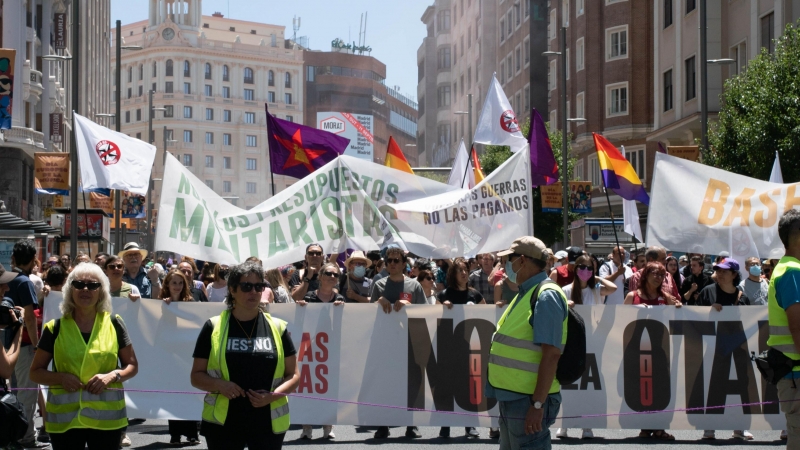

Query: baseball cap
[[554, 250, 568, 260], [713, 258, 740, 272], [497, 236, 550, 261], [566, 246, 584, 263], [0, 262, 16, 284], [718, 251, 730, 258]]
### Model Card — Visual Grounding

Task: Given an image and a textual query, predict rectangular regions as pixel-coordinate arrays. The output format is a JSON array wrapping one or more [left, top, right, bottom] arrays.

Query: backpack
[[531, 280, 587, 385], [0, 380, 28, 446]]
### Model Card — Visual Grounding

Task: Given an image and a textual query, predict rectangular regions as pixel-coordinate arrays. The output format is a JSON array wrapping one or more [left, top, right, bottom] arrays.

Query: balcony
[[28, 69, 43, 103], [1, 126, 45, 156]]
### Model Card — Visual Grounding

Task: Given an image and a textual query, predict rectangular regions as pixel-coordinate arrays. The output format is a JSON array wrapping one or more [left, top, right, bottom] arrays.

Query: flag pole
[[459, 94, 474, 189], [598, 138, 622, 254], [270, 168, 276, 197]]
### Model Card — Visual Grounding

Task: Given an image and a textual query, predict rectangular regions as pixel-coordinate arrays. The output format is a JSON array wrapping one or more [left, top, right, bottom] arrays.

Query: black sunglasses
[[322, 272, 338, 278], [238, 282, 267, 293], [386, 258, 402, 264], [418, 276, 432, 281], [106, 264, 124, 270], [576, 264, 592, 271], [307, 251, 323, 257], [72, 280, 102, 291]]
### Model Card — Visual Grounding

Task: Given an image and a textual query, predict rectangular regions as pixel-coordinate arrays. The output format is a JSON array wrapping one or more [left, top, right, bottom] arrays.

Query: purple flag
[[266, 105, 349, 179], [657, 141, 667, 154], [527, 108, 558, 186]]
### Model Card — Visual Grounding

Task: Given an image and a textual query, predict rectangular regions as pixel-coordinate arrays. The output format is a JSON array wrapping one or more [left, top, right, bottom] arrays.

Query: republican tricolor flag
[[593, 133, 650, 205]]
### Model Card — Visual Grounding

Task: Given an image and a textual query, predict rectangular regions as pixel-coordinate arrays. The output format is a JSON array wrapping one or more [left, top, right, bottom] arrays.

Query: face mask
[[577, 268, 594, 282], [749, 265, 762, 277], [505, 259, 518, 284], [353, 266, 367, 278]]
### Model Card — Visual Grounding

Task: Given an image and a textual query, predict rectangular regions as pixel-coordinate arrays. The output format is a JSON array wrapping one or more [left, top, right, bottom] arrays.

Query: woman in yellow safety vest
[[191, 261, 300, 449], [30, 262, 139, 449]]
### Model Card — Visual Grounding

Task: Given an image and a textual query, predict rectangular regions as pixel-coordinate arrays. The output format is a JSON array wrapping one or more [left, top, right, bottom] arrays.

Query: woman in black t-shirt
[[698, 258, 751, 309], [190, 262, 299, 450], [298, 263, 345, 307]]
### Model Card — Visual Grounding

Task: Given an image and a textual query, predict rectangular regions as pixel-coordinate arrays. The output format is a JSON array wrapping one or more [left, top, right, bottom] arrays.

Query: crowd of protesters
[[0, 232, 793, 449]]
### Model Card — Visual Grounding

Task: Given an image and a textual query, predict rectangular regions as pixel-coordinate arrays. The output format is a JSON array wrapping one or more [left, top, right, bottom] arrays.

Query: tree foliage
[[480, 119, 579, 247], [706, 22, 800, 182]]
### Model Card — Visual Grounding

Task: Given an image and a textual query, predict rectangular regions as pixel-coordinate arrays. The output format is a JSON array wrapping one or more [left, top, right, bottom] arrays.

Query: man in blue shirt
[[119, 242, 161, 299], [489, 236, 567, 450]]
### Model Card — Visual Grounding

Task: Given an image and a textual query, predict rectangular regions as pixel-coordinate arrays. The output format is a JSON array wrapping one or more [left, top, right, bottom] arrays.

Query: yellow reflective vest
[[767, 256, 800, 375], [202, 310, 291, 433], [488, 280, 568, 395], [44, 313, 127, 433]]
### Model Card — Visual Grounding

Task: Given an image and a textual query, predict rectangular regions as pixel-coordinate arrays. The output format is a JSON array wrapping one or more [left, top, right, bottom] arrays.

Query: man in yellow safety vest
[[488, 236, 568, 450], [768, 208, 800, 447]]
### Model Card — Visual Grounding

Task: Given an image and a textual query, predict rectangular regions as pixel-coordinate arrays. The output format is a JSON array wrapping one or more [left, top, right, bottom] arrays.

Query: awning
[[0, 211, 61, 236]]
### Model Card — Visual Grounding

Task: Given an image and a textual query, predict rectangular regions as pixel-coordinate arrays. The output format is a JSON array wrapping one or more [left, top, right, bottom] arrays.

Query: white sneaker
[[323, 425, 335, 439], [702, 430, 716, 440], [556, 428, 568, 438], [581, 428, 594, 439], [732, 430, 754, 440], [300, 425, 313, 440], [120, 433, 132, 447]]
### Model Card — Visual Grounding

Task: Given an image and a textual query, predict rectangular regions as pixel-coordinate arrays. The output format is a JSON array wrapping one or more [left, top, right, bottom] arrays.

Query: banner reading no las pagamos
[[43, 293, 785, 430]]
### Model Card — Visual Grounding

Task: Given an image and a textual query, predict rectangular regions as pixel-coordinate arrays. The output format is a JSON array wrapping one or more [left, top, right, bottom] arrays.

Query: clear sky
[[111, 0, 431, 100]]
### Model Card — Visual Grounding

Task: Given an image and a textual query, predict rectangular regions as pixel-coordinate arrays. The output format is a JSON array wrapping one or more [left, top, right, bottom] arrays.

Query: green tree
[[706, 22, 800, 182], [480, 120, 579, 247]]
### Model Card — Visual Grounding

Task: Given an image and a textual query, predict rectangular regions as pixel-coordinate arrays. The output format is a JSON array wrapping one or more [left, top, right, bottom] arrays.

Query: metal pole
[[467, 94, 473, 154], [162, 125, 168, 166], [560, 26, 569, 247], [147, 90, 154, 252], [114, 20, 122, 252], [700, 0, 708, 151], [69, 0, 80, 258]]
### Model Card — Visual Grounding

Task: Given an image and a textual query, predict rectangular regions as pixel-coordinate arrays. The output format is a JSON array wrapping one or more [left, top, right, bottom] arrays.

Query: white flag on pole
[[623, 199, 643, 243], [447, 139, 475, 189], [473, 75, 527, 151], [73, 112, 156, 195], [770, 151, 783, 183]]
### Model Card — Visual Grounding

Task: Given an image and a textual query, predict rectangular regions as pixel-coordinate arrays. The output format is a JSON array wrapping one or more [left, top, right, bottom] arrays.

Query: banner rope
[[8, 387, 791, 421]]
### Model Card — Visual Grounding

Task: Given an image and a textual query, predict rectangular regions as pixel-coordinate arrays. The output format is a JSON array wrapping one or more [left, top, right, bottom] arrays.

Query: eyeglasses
[[71, 280, 102, 291], [307, 251, 323, 257], [106, 264, 124, 270], [322, 272, 339, 278], [238, 282, 267, 293], [386, 258, 402, 264], [576, 264, 591, 271]]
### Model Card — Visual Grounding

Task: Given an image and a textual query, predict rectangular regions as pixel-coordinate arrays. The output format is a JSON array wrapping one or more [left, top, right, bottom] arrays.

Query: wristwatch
[[530, 397, 543, 409], [114, 371, 121, 382]]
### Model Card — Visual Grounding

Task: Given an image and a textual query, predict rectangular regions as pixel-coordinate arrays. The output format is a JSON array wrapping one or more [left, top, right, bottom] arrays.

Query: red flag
[[384, 137, 414, 174]]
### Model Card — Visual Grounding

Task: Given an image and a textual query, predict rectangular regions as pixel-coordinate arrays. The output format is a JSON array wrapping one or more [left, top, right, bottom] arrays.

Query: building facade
[[115, 0, 303, 211], [303, 47, 418, 166], [417, 0, 498, 167]]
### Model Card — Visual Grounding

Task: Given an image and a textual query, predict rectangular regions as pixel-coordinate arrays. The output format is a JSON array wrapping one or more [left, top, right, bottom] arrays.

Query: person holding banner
[[190, 261, 299, 450], [289, 244, 325, 301], [103, 256, 140, 301], [487, 236, 567, 450], [30, 263, 138, 449]]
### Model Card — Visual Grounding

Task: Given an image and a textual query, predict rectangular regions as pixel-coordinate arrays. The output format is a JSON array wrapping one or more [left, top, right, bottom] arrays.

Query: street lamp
[[42, 54, 72, 61]]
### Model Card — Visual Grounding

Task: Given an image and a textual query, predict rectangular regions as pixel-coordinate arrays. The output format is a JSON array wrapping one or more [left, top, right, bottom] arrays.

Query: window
[[244, 89, 255, 101], [285, 72, 291, 88], [222, 65, 229, 81], [152, 82, 156, 93], [184, 106, 193, 118], [183, 130, 193, 143], [663, 69, 673, 111], [183, 60, 191, 77], [223, 110, 232, 122], [685, 56, 696, 100], [686, 0, 696, 14], [246, 158, 257, 170], [205, 108, 213, 120], [562, 0, 569, 27], [438, 47, 452, 69], [607, 83, 628, 116], [437, 124, 451, 146], [246, 182, 256, 194], [577, 0, 584, 16], [270, 33, 277, 46], [244, 67, 254, 84], [453, 44, 457, 66], [268, 91, 276, 103], [222, 86, 230, 98], [576, 91, 585, 119], [549, 59, 557, 90], [245, 112, 255, 124], [165, 129, 174, 141], [524, 38, 530, 66], [285, 93, 292, 105], [205, 155, 214, 167], [205, 180, 213, 189], [515, 2, 521, 25], [549, 9, 557, 40], [549, 109, 557, 127], [268, 70, 274, 86], [184, 82, 191, 94], [246, 136, 257, 147], [136, 132, 142, 140], [286, 115, 293, 122], [136, 109, 142, 121], [730, 41, 747, 75], [506, 56, 512, 81], [223, 134, 232, 146], [574, 158, 584, 181], [128, 66, 132, 82], [138, 85, 143, 97], [165, 82, 173, 93], [166, 59, 173, 76], [204, 63, 212, 80], [664, 0, 673, 28], [589, 155, 600, 186], [152, 61, 157, 77], [125, 111, 130, 123], [761, 12, 775, 54], [467, 67, 472, 89], [516, 47, 521, 72], [204, 85, 212, 96], [524, 85, 530, 110], [127, 88, 131, 99], [460, 36, 464, 57], [183, 154, 193, 166], [500, 18, 505, 42], [576, 38, 584, 71], [437, 85, 451, 107], [223, 157, 231, 168], [624, 147, 646, 179], [205, 132, 214, 144], [223, 181, 231, 193], [607, 26, 628, 60], [438, 9, 451, 31], [164, 105, 173, 117], [507, 10, 513, 35]]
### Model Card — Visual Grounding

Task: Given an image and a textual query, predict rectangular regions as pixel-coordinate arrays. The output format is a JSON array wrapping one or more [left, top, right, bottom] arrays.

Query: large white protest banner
[[647, 152, 798, 259], [156, 147, 533, 265], [44, 296, 784, 429]]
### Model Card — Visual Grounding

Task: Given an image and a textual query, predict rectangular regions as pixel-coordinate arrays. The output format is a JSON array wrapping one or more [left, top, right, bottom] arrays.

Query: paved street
[[112, 420, 788, 449]]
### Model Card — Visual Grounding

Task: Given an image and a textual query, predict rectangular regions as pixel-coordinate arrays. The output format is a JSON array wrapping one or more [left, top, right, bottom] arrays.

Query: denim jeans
[[498, 393, 561, 450]]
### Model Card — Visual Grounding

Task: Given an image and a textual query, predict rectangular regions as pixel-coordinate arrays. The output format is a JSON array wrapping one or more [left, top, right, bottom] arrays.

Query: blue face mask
[[749, 265, 761, 277], [505, 259, 518, 283], [353, 265, 367, 278]]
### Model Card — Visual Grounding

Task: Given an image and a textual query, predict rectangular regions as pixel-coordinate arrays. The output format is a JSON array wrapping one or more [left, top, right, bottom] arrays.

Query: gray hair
[[61, 262, 112, 318]]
